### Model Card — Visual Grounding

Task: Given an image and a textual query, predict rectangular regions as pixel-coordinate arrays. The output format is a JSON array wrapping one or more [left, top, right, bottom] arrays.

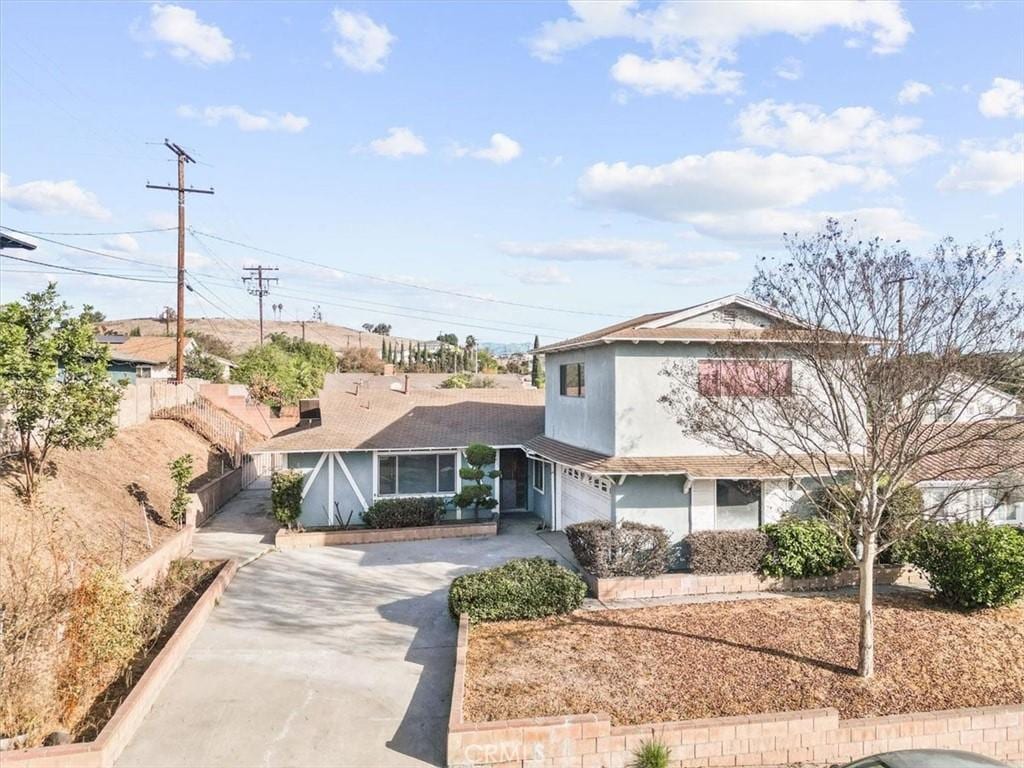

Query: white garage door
[[559, 467, 612, 529]]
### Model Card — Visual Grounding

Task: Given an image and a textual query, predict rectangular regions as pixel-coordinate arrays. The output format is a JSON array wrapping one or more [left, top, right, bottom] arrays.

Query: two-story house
[[255, 294, 1022, 534]]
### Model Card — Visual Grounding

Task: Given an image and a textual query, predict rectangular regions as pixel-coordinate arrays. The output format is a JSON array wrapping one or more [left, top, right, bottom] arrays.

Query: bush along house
[[253, 295, 1023, 536]]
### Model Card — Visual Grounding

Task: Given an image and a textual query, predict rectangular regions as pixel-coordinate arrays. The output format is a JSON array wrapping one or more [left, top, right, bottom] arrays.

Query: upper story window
[[559, 362, 585, 397], [378, 453, 456, 496], [698, 359, 792, 397]]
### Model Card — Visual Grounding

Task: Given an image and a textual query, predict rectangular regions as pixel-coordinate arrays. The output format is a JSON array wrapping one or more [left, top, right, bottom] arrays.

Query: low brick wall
[[447, 614, 1023, 768], [582, 565, 908, 602], [190, 467, 243, 527], [275, 520, 498, 550], [123, 525, 194, 590], [5, 560, 239, 768]]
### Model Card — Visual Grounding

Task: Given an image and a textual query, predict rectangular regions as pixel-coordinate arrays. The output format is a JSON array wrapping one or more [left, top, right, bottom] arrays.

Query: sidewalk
[[191, 476, 277, 564]]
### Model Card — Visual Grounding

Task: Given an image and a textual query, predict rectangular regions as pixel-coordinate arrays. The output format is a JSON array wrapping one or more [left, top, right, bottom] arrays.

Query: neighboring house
[[254, 294, 1023, 535], [98, 336, 196, 382], [913, 421, 1024, 526]]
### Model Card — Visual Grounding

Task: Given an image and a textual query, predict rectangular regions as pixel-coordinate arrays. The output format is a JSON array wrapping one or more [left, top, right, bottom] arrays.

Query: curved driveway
[[116, 524, 573, 768]]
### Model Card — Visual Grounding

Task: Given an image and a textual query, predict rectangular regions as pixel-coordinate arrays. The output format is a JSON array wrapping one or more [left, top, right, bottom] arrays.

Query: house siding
[[543, 346, 616, 456], [613, 475, 692, 561], [287, 450, 373, 527], [529, 460, 553, 528]]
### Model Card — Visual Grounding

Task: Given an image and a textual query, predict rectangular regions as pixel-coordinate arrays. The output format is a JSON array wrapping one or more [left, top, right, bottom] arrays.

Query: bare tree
[[660, 220, 1023, 678]]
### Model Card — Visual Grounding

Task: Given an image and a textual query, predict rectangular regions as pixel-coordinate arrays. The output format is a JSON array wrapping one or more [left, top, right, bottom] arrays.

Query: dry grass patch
[[465, 594, 1024, 726]]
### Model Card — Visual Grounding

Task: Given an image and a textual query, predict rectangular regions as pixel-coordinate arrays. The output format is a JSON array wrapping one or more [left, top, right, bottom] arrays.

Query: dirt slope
[[1, 420, 224, 568], [102, 317, 426, 357]]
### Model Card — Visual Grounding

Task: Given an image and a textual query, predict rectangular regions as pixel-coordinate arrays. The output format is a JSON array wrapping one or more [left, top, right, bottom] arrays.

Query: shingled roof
[[254, 387, 544, 453], [523, 435, 851, 478], [102, 336, 191, 365]]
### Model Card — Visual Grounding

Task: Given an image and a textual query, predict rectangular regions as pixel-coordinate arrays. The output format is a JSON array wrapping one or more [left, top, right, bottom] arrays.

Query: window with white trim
[[715, 479, 762, 530], [532, 459, 546, 494], [377, 453, 457, 496]]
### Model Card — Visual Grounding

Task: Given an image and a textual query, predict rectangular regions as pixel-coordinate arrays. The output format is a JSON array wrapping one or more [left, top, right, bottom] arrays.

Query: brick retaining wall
[[275, 520, 498, 550], [448, 614, 1024, 768], [5, 560, 239, 768], [582, 565, 911, 602]]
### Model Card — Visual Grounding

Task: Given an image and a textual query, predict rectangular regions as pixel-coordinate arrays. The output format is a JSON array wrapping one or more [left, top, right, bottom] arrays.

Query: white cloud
[[330, 10, 394, 72], [0, 173, 112, 220], [735, 100, 940, 166], [145, 4, 234, 65], [510, 265, 572, 285], [610, 53, 741, 98], [101, 234, 140, 253], [774, 57, 803, 81], [937, 134, 1024, 195], [687, 207, 928, 243], [897, 80, 932, 104], [368, 127, 427, 158], [978, 77, 1024, 118], [531, 1, 911, 98], [176, 105, 310, 133], [499, 237, 739, 269], [455, 133, 522, 164], [578, 149, 892, 222]]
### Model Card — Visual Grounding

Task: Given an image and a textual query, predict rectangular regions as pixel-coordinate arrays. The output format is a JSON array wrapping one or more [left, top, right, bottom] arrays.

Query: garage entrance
[[558, 467, 612, 528]]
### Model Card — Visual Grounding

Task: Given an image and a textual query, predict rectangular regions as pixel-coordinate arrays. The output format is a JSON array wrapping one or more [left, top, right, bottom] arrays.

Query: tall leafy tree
[[0, 284, 124, 501]]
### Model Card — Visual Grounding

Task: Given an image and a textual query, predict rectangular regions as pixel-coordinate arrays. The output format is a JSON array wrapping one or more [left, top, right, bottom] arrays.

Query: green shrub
[[167, 454, 194, 526], [565, 520, 669, 577], [813, 481, 923, 565], [905, 521, 1024, 609], [362, 496, 446, 528], [630, 740, 671, 768], [761, 518, 848, 578], [271, 470, 304, 529], [682, 530, 770, 573], [448, 557, 586, 622]]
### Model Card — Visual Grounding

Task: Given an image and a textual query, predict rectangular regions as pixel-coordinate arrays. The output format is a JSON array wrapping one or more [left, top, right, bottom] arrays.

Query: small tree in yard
[[531, 334, 544, 388], [453, 443, 501, 521], [168, 454, 194, 526], [0, 284, 123, 502], [659, 220, 1023, 678]]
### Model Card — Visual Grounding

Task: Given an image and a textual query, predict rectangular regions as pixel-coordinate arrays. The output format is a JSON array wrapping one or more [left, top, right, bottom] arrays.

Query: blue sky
[[1, 1, 1022, 344]]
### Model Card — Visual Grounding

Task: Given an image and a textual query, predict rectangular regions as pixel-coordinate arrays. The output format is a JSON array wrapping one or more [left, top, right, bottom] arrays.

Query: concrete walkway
[[116, 526, 575, 768], [191, 476, 277, 564]]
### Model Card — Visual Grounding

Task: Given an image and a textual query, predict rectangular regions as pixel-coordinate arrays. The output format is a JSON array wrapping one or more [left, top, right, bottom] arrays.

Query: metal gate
[[241, 452, 285, 487]]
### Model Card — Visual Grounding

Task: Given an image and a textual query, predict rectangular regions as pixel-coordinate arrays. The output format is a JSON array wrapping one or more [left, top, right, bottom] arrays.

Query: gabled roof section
[[101, 336, 194, 365], [535, 295, 811, 355]]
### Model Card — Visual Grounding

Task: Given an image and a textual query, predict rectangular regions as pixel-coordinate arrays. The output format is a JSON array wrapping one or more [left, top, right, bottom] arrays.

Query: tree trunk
[[857, 533, 877, 678]]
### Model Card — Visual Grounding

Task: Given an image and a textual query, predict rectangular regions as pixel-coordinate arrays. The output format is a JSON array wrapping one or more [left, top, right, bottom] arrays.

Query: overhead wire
[[0, 253, 175, 284]]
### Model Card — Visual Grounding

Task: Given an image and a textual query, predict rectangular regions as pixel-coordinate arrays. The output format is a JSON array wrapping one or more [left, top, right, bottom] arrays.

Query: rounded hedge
[[361, 497, 446, 529], [682, 529, 770, 574], [760, 518, 848, 578], [448, 557, 587, 622], [905, 521, 1024, 609], [565, 520, 669, 577]]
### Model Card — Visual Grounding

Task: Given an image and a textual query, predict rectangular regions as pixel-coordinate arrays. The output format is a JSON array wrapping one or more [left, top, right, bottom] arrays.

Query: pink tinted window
[[698, 360, 792, 397]]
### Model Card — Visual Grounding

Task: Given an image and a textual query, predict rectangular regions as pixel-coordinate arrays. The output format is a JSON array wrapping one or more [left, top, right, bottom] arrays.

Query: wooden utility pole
[[146, 140, 214, 383], [884, 275, 915, 355], [242, 265, 279, 345]]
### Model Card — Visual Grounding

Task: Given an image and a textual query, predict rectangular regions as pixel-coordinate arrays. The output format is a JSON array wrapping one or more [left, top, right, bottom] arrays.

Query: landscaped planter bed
[[581, 564, 913, 601], [5, 559, 238, 768], [448, 595, 1024, 767], [275, 519, 497, 549]]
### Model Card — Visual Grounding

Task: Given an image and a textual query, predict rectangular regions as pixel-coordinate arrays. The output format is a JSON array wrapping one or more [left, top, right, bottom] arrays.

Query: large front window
[[716, 479, 762, 529], [377, 453, 457, 495]]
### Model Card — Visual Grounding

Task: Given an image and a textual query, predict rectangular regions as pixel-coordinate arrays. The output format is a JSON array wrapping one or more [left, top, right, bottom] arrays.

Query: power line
[[189, 229, 621, 319], [0, 227, 175, 271], [242, 266, 279, 345], [0, 253, 175, 284], [14, 227, 177, 236]]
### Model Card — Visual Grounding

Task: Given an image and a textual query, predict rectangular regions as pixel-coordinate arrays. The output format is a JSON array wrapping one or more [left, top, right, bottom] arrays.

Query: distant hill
[[480, 341, 534, 357], [102, 317, 430, 358]]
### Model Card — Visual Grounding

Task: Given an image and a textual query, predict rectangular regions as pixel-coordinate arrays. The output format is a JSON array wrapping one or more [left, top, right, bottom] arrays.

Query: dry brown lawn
[[465, 594, 1024, 726]]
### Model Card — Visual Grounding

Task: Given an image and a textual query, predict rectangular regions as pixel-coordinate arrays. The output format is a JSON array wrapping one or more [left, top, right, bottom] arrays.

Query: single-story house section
[[99, 336, 196, 382], [254, 383, 546, 528]]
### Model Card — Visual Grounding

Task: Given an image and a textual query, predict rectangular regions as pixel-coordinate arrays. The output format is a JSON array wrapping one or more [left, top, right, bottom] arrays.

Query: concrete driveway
[[116, 524, 573, 768]]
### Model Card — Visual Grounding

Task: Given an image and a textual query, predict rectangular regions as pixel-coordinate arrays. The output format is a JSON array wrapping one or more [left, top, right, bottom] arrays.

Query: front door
[[499, 449, 528, 510]]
